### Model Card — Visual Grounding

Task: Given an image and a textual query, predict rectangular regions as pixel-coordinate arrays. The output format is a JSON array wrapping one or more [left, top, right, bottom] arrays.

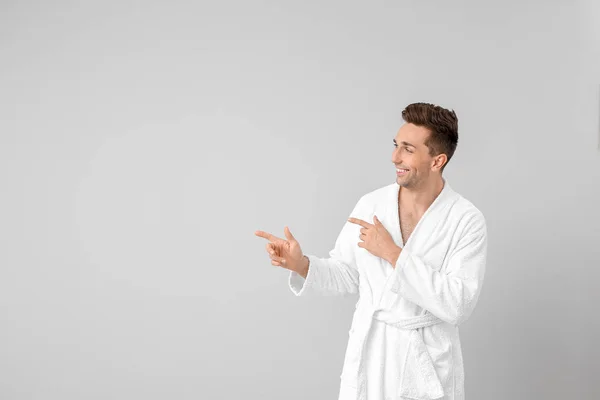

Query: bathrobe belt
[[355, 305, 446, 400]]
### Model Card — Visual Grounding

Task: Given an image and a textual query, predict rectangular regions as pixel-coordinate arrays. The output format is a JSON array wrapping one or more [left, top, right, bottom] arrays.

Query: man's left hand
[[347, 215, 401, 266]]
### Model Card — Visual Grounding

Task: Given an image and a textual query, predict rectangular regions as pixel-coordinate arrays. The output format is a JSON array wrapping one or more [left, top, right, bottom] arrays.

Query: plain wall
[[1, 1, 598, 399]]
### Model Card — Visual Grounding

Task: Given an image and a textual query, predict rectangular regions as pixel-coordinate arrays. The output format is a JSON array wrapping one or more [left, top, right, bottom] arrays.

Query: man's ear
[[432, 154, 447, 171]]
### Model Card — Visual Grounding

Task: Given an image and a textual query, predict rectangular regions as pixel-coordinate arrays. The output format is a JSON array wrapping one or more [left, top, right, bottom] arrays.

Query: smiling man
[[255, 102, 488, 400]]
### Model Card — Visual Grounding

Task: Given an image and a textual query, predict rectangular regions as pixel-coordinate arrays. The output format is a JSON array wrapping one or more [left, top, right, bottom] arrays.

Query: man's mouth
[[396, 168, 409, 176]]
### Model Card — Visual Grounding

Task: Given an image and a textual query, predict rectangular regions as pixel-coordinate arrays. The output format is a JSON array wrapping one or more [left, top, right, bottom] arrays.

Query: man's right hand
[[254, 226, 308, 276]]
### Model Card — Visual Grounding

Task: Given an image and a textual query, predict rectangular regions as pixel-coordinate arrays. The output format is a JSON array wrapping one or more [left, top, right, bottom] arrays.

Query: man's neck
[[399, 177, 445, 215]]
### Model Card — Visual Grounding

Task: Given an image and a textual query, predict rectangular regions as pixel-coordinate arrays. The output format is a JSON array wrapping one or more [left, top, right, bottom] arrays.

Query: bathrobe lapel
[[380, 178, 459, 306]]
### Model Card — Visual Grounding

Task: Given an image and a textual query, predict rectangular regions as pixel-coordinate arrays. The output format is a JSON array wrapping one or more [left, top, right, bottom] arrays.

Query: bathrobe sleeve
[[389, 216, 488, 325], [288, 197, 364, 297]]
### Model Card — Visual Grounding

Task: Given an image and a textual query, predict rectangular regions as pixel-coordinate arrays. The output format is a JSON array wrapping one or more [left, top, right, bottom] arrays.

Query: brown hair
[[401, 102, 459, 172]]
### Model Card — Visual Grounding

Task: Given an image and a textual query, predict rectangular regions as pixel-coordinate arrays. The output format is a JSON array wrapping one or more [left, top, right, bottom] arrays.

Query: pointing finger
[[255, 230, 282, 242], [347, 217, 371, 228]]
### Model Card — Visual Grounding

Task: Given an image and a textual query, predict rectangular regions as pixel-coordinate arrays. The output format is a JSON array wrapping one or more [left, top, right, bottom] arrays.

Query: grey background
[[1, 1, 599, 399]]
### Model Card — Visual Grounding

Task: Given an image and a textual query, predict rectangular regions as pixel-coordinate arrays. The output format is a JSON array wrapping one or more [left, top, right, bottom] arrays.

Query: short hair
[[401, 102, 459, 172]]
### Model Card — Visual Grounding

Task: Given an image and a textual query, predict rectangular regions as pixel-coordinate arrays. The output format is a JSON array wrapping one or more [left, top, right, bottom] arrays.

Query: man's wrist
[[386, 246, 402, 268], [298, 255, 310, 279]]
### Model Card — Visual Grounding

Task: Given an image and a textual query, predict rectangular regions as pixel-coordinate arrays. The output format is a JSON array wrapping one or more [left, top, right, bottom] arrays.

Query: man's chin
[[397, 178, 416, 188]]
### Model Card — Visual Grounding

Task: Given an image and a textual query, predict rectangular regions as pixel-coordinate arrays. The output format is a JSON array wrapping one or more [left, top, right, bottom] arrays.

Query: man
[[255, 103, 487, 400]]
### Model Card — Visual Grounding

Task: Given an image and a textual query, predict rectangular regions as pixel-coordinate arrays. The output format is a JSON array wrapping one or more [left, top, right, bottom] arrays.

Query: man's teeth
[[396, 169, 408, 172]]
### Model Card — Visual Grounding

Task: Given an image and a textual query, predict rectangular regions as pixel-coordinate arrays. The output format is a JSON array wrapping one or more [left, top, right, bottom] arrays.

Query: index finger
[[347, 217, 372, 228], [254, 230, 282, 242]]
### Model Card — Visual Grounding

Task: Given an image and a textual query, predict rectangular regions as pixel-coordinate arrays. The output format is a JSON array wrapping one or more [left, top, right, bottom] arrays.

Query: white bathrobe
[[289, 178, 487, 400]]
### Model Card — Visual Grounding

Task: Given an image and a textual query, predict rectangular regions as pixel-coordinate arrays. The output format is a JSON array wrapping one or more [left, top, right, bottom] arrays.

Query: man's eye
[[393, 144, 412, 153]]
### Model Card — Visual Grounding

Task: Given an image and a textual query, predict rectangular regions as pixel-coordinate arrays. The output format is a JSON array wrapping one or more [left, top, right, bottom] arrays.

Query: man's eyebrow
[[393, 139, 416, 148]]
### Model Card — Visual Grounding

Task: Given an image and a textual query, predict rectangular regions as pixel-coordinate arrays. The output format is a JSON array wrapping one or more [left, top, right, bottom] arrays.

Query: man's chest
[[399, 205, 421, 245]]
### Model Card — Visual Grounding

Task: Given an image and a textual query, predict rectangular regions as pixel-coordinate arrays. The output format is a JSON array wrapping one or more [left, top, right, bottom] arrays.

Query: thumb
[[284, 226, 296, 242], [373, 215, 380, 225]]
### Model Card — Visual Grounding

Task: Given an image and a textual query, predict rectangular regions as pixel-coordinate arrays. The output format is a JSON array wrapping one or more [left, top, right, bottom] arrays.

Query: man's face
[[392, 123, 440, 189]]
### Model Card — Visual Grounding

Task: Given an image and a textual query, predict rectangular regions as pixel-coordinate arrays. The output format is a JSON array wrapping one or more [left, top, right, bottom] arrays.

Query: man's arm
[[288, 198, 364, 297], [388, 217, 488, 325]]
